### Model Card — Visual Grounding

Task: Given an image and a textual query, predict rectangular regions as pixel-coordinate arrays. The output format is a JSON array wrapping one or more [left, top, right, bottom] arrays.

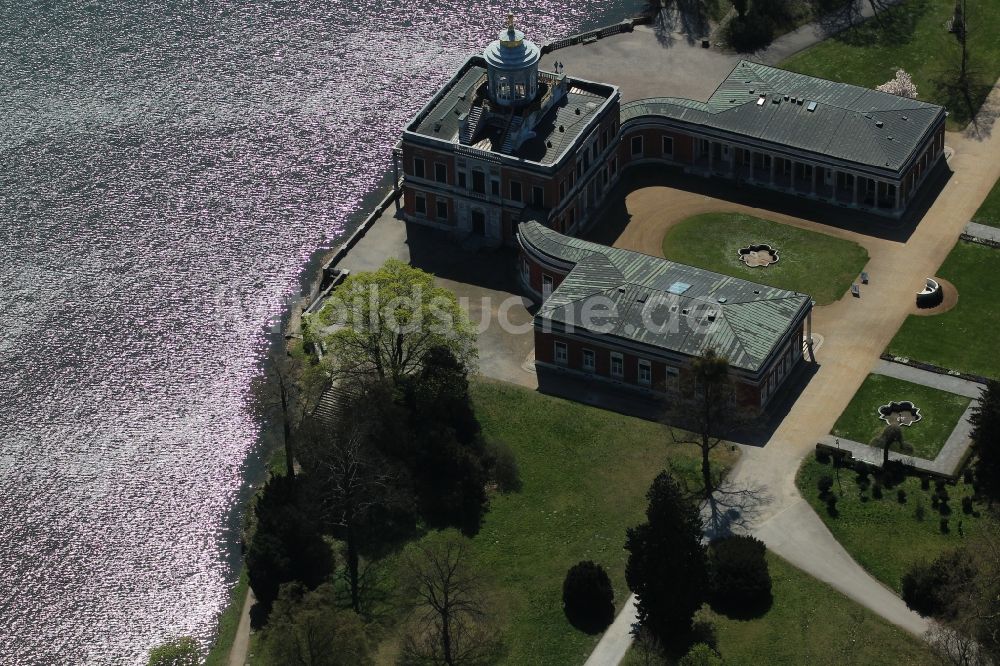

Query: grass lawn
[[625, 553, 936, 665], [661, 213, 869, 305], [887, 241, 1000, 378], [780, 0, 1000, 130], [798, 456, 992, 593], [831, 374, 971, 460], [367, 380, 738, 665], [972, 177, 1000, 228]]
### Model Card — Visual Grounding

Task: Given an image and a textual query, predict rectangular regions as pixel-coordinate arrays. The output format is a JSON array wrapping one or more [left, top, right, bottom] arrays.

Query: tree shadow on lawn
[[831, 0, 929, 48], [708, 590, 775, 620]]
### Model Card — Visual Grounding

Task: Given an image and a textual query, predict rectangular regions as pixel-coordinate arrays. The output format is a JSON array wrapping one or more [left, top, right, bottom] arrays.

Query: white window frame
[[611, 352, 624, 378], [582, 349, 595, 372], [554, 341, 568, 365], [542, 274, 553, 301], [638, 359, 652, 386]]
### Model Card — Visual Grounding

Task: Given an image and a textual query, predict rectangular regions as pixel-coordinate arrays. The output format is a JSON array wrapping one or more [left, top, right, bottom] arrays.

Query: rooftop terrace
[[407, 57, 617, 166]]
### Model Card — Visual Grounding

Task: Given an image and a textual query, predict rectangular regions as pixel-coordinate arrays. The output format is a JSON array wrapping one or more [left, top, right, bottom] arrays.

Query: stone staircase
[[459, 106, 484, 145], [500, 116, 524, 154]]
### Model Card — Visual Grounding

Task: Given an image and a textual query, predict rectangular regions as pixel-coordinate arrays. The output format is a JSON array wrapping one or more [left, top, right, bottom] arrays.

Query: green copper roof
[[520, 221, 811, 373], [622, 61, 945, 173]]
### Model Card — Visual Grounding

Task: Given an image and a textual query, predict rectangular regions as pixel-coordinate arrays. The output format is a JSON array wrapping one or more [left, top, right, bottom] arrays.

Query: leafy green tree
[[669, 349, 740, 499], [314, 259, 477, 383], [261, 582, 373, 666], [876, 424, 908, 467], [400, 346, 490, 535], [625, 471, 708, 644], [678, 643, 723, 666], [400, 530, 501, 666], [245, 475, 334, 627], [972, 380, 1000, 502], [147, 637, 200, 666], [901, 548, 976, 619]]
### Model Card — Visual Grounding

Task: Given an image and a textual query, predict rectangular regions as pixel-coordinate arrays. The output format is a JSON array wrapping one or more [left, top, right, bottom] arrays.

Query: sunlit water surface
[[0, 0, 635, 662]]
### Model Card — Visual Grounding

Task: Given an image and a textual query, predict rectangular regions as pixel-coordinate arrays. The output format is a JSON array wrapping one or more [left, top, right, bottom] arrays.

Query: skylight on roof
[[807, 101, 817, 112], [667, 282, 691, 295]]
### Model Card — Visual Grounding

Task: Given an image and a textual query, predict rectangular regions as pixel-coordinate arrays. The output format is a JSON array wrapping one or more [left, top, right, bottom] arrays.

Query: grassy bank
[[661, 212, 868, 305], [798, 456, 991, 592], [780, 0, 1000, 130], [886, 240, 1000, 378], [204, 569, 249, 666], [831, 374, 971, 460]]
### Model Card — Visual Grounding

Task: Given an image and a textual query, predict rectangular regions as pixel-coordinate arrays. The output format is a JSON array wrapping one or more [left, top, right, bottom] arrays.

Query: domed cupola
[[484, 14, 541, 108]]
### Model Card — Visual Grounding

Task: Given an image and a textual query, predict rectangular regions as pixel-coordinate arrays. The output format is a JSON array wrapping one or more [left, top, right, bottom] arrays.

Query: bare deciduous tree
[[400, 531, 501, 666]]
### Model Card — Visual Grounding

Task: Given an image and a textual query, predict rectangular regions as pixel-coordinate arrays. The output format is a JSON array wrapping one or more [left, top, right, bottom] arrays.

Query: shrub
[[708, 535, 772, 613], [939, 501, 952, 516], [915, 498, 926, 521], [937, 486, 950, 502], [935, 478, 947, 492], [691, 608, 718, 651], [897, 488, 907, 503], [679, 643, 723, 666], [873, 482, 883, 499], [921, 475, 931, 490], [147, 637, 201, 666], [485, 438, 522, 493], [940, 518, 950, 533], [962, 496, 974, 514], [816, 448, 831, 464], [856, 472, 871, 491], [882, 460, 906, 487], [817, 475, 834, 496], [963, 468, 974, 484], [826, 493, 839, 517], [562, 561, 615, 634]]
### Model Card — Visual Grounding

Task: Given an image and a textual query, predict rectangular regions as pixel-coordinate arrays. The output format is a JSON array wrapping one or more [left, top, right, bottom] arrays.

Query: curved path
[[585, 80, 1000, 664]]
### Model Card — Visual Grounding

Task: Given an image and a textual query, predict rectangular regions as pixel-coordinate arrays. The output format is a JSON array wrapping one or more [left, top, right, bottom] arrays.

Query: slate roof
[[622, 60, 945, 173], [408, 57, 614, 165], [521, 221, 811, 373]]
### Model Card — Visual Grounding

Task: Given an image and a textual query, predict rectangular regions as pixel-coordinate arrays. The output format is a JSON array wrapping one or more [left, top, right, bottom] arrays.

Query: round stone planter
[[877, 400, 922, 427]]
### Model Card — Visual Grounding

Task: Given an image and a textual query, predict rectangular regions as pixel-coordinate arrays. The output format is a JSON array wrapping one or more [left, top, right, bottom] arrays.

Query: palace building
[[395, 17, 946, 411], [518, 221, 812, 413]]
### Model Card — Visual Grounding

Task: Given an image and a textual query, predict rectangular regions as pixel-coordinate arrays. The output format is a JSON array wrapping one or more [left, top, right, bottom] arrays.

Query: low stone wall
[[814, 442, 960, 481], [960, 232, 1000, 249], [542, 17, 648, 53], [879, 353, 990, 387]]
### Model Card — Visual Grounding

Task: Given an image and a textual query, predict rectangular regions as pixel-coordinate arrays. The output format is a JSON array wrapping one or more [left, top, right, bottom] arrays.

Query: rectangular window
[[554, 341, 568, 365], [413, 157, 425, 179], [631, 136, 643, 156], [611, 353, 624, 378], [434, 162, 447, 183], [532, 185, 544, 207], [491, 179, 500, 196], [638, 359, 651, 386], [510, 180, 522, 202], [457, 171, 467, 188], [415, 194, 426, 216], [436, 200, 448, 220], [542, 273, 553, 300], [582, 349, 595, 372], [472, 170, 486, 194], [662, 136, 674, 156]]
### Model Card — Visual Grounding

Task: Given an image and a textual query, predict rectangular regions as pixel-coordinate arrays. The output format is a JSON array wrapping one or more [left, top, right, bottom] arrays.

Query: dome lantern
[[484, 14, 541, 108]]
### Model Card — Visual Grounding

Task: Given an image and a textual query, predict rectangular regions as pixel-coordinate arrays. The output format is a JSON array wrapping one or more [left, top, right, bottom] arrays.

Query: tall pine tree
[[625, 471, 708, 643]]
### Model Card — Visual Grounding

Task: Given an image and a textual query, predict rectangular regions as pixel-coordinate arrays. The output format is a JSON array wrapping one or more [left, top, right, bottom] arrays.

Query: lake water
[[0, 0, 636, 662]]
